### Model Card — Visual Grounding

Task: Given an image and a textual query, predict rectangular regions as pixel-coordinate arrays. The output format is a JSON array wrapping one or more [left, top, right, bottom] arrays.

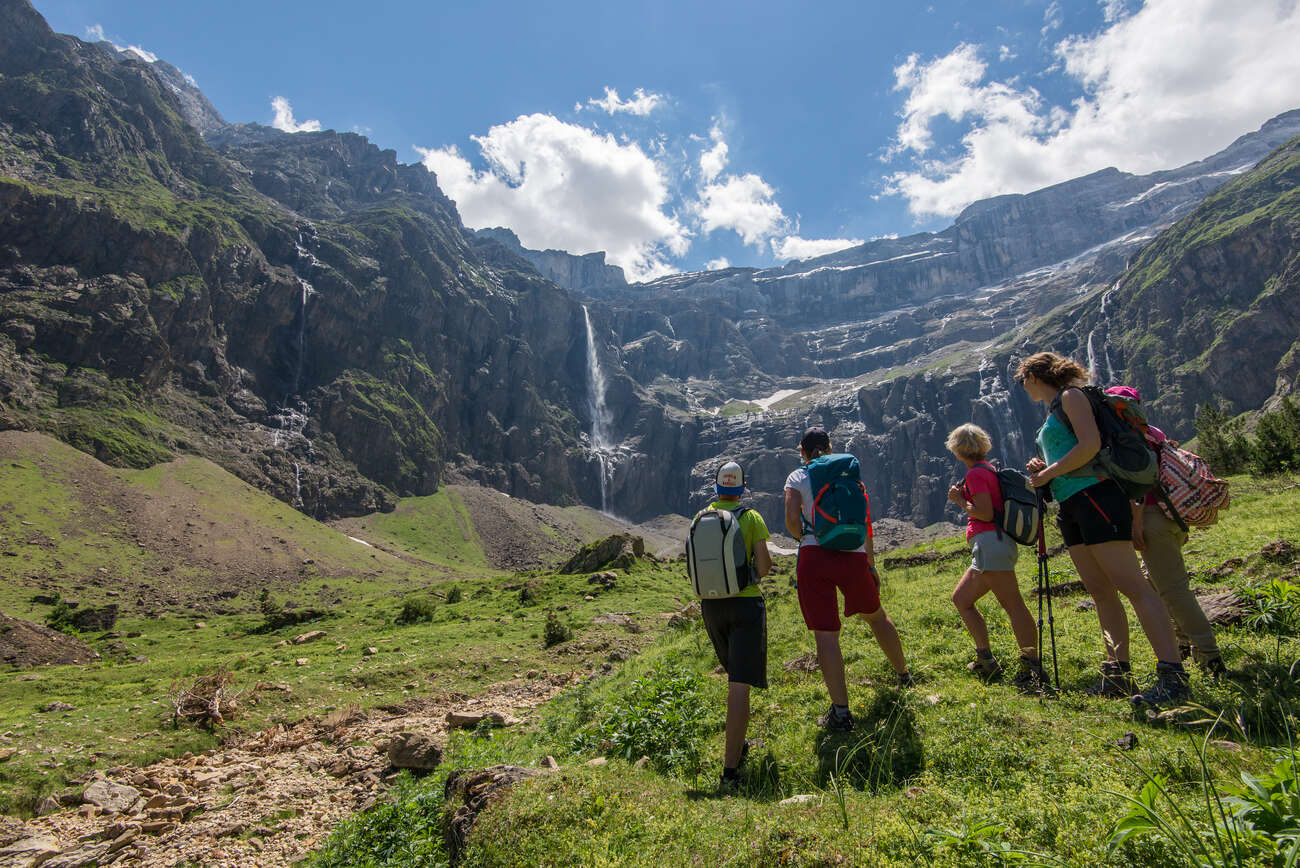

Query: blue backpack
[[804, 453, 871, 550]]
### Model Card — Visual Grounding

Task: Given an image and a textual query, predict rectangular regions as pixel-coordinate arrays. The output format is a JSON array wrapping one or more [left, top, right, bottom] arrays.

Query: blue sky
[[30, 0, 1300, 280]]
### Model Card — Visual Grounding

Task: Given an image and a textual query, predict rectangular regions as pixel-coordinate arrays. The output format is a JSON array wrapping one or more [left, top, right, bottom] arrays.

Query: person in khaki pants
[[1106, 387, 1225, 676]]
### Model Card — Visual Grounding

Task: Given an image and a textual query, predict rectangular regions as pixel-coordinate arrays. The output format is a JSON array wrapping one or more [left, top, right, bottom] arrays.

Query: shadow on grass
[[813, 688, 923, 792], [684, 747, 785, 802]]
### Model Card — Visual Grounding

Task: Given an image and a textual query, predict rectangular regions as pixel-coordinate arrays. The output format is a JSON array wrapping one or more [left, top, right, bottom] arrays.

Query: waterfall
[[268, 226, 319, 512], [974, 356, 1026, 465], [583, 305, 615, 513]]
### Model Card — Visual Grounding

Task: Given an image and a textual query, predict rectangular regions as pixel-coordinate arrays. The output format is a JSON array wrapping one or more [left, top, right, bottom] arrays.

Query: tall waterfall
[[583, 305, 615, 512], [269, 226, 319, 511]]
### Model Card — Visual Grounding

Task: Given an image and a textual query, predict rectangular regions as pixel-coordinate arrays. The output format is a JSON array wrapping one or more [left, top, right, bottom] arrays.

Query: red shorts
[[795, 546, 881, 632]]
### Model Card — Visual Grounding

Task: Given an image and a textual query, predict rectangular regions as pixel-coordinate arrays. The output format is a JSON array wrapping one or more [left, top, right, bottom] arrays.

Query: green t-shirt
[[707, 499, 770, 598]]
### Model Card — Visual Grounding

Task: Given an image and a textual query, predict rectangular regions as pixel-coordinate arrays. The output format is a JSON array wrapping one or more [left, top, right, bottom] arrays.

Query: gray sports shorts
[[970, 530, 1019, 573]]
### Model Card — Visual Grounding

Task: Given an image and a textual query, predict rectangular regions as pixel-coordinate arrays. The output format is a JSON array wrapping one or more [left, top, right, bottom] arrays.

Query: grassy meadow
[[313, 474, 1300, 867]]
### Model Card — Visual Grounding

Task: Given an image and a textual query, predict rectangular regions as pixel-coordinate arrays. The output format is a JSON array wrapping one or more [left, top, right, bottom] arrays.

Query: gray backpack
[[686, 507, 756, 598]]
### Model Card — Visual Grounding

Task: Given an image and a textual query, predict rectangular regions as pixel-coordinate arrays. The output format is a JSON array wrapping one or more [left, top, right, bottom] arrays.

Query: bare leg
[[1089, 540, 1180, 663], [862, 607, 908, 674], [952, 568, 992, 649], [814, 630, 849, 706], [1069, 543, 1129, 662], [723, 682, 750, 769], [982, 570, 1039, 658]]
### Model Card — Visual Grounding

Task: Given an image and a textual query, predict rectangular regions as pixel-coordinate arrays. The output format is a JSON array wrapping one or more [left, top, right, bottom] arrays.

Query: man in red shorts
[[784, 427, 913, 731]]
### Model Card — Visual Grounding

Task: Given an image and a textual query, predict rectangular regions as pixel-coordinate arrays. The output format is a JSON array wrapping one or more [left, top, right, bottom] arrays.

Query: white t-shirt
[[784, 466, 867, 552]]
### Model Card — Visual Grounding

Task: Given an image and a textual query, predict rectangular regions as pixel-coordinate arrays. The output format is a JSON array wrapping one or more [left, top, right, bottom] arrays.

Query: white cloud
[[584, 87, 665, 116], [85, 24, 159, 63], [885, 0, 1300, 218], [770, 236, 863, 261], [704, 257, 731, 270], [1099, 0, 1130, 22], [417, 113, 688, 282], [1042, 1, 1063, 35], [695, 173, 788, 247], [699, 124, 729, 183], [270, 97, 322, 134], [998, 44, 1016, 62]]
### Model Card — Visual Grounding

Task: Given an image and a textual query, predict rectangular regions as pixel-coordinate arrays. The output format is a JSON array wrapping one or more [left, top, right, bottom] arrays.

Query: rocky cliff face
[[0, 0, 680, 518], [0, 0, 1295, 531]]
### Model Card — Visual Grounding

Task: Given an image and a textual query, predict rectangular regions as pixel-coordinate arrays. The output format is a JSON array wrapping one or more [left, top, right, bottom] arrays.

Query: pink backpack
[[1156, 441, 1231, 528]]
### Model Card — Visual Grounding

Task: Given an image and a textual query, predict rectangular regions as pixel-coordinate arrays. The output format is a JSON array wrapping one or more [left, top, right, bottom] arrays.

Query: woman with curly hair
[[1016, 352, 1187, 707]]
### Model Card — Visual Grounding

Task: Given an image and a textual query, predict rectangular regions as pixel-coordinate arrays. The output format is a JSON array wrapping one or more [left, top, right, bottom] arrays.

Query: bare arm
[[784, 487, 803, 540], [966, 490, 995, 523], [1030, 388, 1101, 486], [753, 540, 772, 577]]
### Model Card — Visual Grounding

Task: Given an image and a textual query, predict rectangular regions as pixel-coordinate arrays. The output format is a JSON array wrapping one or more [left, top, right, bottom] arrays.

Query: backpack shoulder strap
[[1050, 386, 1093, 434]]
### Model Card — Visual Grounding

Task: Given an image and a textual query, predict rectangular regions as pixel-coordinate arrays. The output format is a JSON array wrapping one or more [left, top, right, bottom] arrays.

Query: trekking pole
[[1036, 499, 1059, 689]]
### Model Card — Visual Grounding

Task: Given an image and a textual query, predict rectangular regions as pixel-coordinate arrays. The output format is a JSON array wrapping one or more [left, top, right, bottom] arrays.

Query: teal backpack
[[804, 453, 871, 550]]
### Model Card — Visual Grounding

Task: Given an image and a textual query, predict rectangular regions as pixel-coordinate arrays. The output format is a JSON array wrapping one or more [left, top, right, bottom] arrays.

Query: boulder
[[0, 611, 99, 668], [446, 710, 519, 729], [0, 836, 61, 865], [82, 780, 140, 814], [558, 534, 644, 574], [293, 630, 327, 644], [69, 604, 117, 632], [387, 732, 444, 771]]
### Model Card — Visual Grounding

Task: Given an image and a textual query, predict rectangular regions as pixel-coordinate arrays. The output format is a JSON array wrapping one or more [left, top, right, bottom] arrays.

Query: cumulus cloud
[[417, 113, 688, 282], [270, 97, 322, 133], [770, 235, 864, 261], [584, 86, 665, 116], [885, 0, 1300, 218], [699, 124, 729, 183], [695, 173, 788, 247], [85, 24, 159, 63], [704, 257, 731, 271]]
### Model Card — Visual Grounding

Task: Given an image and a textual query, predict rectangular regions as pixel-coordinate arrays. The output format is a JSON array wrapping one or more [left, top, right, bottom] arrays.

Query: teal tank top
[[1036, 412, 1102, 503]]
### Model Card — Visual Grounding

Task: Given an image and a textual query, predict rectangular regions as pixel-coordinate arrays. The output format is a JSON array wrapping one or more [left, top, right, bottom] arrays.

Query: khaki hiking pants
[[1139, 504, 1220, 661]]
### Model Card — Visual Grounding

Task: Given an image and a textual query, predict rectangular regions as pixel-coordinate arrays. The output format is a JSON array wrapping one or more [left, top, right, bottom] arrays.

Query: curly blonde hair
[[1015, 352, 1089, 390], [946, 423, 992, 462]]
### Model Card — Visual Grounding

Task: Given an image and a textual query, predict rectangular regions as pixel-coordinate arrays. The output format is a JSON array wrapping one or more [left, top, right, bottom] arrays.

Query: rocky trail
[[0, 675, 577, 868]]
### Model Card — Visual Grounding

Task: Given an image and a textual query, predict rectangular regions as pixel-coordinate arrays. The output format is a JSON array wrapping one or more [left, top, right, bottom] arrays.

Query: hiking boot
[[896, 671, 916, 688], [1131, 662, 1191, 709], [967, 653, 1003, 683], [1011, 656, 1052, 694], [818, 705, 854, 732], [1084, 661, 1136, 698]]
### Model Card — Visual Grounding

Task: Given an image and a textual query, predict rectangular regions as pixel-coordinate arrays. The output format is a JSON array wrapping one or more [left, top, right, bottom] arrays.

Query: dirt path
[[0, 675, 577, 867]]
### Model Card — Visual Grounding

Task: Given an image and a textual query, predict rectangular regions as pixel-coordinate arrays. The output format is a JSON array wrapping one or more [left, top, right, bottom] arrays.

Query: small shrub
[[396, 597, 437, 625], [543, 610, 572, 647], [44, 594, 78, 636], [519, 579, 542, 606], [570, 665, 713, 777], [446, 586, 463, 605], [253, 589, 326, 633], [169, 667, 243, 730]]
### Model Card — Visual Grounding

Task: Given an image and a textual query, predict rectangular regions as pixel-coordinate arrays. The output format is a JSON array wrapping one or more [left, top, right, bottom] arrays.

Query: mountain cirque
[[1, 0, 1299, 534]]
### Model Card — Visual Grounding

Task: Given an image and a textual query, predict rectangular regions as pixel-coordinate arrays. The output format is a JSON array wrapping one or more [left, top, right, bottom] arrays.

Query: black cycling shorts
[[1057, 479, 1134, 547], [700, 595, 768, 688]]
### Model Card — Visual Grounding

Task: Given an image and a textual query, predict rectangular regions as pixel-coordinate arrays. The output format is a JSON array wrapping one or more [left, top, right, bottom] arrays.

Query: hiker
[[944, 423, 1050, 691], [1106, 386, 1225, 676], [1017, 352, 1188, 707], [690, 461, 772, 790], [784, 427, 912, 733]]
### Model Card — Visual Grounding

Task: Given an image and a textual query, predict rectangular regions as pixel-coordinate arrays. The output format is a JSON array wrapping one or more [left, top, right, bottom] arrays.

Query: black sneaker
[[1131, 662, 1191, 709], [1011, 656, 1052, 694], [967, 654, 1003, 683], [817, 705, 854, 731], [896, 671, 916, 688], [1084, 661, 1135, 698]]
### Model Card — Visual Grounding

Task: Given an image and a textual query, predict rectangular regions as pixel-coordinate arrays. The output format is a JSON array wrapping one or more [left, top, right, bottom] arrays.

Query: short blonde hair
[[946, 423, 991, 461]]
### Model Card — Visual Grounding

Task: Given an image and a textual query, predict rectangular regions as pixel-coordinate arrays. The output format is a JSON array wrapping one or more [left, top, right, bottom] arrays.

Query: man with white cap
[[700, 460, 772, 791]]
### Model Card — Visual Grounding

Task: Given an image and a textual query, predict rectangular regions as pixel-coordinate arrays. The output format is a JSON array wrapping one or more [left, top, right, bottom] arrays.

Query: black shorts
[[1057, 479, 1134, 547], [700, 596, 767, 688]]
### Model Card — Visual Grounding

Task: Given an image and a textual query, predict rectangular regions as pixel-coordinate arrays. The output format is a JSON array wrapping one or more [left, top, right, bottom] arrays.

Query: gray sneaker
[[1131, 662, 1191, 709], [1084, 661, 1136, 698], [817, 705, 854, 732]]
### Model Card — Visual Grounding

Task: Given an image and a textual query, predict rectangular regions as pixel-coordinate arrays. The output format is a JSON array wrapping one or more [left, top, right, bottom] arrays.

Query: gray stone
[[82, 780, 140, 814], [387, 732, 443, 771]]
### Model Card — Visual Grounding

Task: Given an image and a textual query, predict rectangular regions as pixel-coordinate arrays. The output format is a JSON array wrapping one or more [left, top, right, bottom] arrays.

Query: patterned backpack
[[1155, 442, 1231, 529]]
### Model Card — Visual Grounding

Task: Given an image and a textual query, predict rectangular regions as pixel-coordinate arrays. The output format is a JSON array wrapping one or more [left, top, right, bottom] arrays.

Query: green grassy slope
[[313, 475, 1300, 868]]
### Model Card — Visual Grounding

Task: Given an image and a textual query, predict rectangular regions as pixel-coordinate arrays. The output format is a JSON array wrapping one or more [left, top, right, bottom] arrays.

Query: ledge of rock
[[444, 765, 544, 865]]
